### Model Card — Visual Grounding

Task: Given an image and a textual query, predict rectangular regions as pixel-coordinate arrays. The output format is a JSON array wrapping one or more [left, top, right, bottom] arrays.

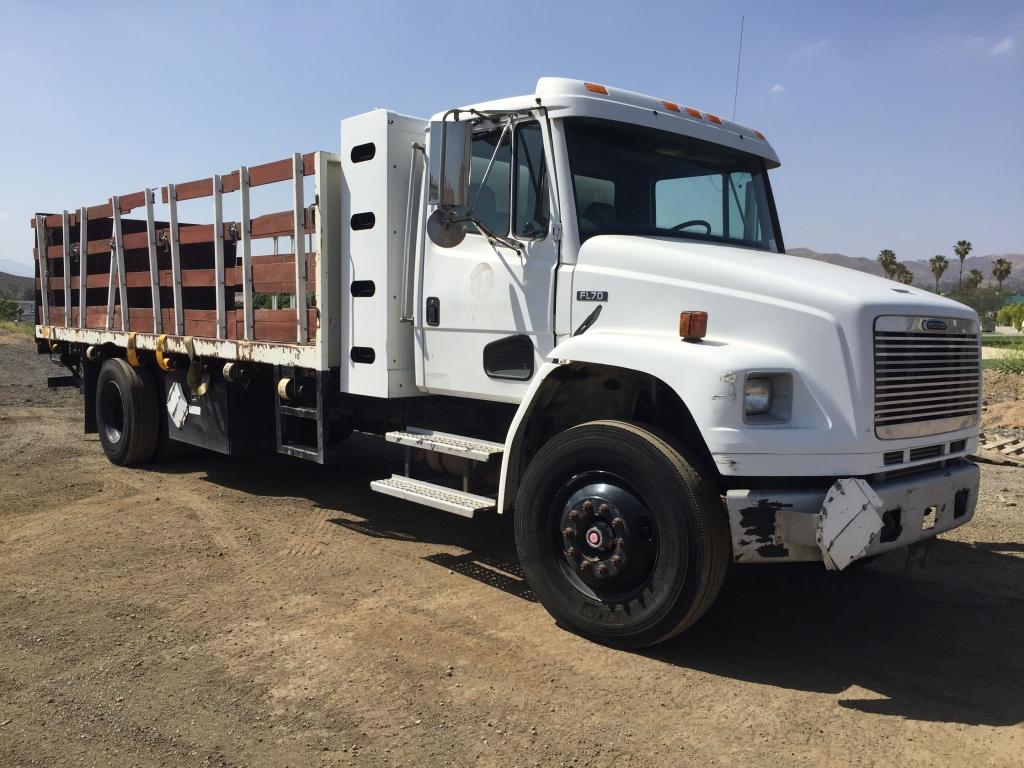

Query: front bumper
[[725, 459, 980, 566]]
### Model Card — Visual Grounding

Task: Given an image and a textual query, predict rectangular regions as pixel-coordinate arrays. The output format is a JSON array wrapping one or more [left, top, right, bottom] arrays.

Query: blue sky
[[1, 0, 1021, 274]]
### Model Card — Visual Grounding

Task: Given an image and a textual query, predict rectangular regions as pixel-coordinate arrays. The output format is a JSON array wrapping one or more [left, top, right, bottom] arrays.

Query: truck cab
[[412, 77, 980, 642]]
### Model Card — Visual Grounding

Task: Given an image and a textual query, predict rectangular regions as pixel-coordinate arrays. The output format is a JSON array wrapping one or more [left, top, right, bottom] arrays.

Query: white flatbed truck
[[31, 78, 981, 648]]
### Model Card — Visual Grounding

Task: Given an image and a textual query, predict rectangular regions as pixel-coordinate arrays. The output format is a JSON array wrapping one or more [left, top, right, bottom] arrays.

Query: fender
[[497, 330, 805, 512]]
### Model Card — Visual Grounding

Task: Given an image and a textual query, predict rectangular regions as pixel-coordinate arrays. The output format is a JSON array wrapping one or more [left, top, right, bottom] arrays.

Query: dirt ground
[[982, 369, 1024, 438], [1, 328, 1023, 768]]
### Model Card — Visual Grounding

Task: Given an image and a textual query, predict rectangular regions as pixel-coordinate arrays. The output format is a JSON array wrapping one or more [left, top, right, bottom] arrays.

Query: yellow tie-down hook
[[183, 336, 211, 396]]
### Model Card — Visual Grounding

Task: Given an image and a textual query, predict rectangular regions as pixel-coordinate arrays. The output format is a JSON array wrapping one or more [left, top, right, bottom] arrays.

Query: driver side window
[[468, 129, 512, 237], [467, 122, 549, 240]]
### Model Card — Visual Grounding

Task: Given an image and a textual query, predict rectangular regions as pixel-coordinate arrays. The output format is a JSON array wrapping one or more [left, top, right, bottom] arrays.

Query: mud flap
[[817, 478, 884, 571]]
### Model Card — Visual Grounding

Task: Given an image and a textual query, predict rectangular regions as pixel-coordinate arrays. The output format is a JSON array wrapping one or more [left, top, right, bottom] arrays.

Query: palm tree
[[877, 249, 898, 280], [966, 268, 984, 291], [895, 263, 914, 285], [954, 239, 973, 287], [992, 258, 1012, 291], [929, 254, 948, 292]]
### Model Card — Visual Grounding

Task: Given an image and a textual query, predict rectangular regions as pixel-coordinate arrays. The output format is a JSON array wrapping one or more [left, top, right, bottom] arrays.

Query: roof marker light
[[684, 107, 703, 118], [661, 100, 681, 112], [753, 129, 766, 140], [584, 82, 608, 94], [706, 113, 723, 125]]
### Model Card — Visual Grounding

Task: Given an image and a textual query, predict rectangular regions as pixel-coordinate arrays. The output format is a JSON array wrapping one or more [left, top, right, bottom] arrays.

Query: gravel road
[[1, 327, 1022, 767]]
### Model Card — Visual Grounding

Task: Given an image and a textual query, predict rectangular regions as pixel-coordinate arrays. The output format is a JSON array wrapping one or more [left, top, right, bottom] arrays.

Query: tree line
[[876, 240, 1014, 293]]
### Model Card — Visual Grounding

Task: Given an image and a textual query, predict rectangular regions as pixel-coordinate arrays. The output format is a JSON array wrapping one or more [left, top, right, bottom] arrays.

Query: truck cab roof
[[448, 77, 780, 169]]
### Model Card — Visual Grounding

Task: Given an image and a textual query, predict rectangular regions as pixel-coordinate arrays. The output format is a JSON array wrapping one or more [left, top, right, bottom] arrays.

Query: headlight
[[744, 377, 773, 416]]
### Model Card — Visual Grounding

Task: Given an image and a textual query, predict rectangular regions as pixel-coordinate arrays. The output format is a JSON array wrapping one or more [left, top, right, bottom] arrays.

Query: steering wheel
[[670, 219, 712, 233]]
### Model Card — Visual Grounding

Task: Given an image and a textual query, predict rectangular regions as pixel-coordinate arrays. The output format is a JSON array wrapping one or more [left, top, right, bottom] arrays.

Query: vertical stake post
[[110, 196, 130, 331], [212, 175, 226, 339], [35, 214, 50, 327], [61, 211, 71, 326], [144, 190, 162, 333], [167, 184, 184, 335], [239, 166, 254, 340], [79, 208, 88, 329], [292, 153, 308, 343]]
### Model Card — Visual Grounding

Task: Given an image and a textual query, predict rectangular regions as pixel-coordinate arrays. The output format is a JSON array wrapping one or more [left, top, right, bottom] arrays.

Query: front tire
[[95, 358, 159, 466], [515, 420, 729, 648]]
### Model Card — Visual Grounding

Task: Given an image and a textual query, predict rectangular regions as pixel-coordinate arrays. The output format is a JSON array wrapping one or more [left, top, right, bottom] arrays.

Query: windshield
[[564, 117, 782, 252]]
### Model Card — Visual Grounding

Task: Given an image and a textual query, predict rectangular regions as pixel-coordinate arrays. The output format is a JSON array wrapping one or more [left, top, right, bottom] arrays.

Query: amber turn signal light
[[679, 311, 708, 341], [584, 82, 608, 94]]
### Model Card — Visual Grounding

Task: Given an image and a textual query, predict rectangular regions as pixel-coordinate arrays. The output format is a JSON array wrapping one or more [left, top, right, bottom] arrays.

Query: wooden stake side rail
[[32, 151, 323, 347]]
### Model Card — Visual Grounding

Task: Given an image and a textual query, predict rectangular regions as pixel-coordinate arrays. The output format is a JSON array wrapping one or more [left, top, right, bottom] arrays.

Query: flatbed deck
[[33, 150, 342, 371]]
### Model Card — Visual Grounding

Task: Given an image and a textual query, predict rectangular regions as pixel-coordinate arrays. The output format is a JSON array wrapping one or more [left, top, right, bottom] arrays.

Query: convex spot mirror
[[426, 209, 467, 248]]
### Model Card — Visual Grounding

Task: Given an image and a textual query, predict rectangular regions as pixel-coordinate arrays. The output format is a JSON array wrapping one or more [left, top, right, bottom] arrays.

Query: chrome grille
[[873, 316, 981, 439]]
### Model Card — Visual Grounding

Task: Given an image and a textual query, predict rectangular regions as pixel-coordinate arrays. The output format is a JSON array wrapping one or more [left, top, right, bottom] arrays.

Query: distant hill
[[787, 247, 1024, 291], [0, 271, 34, 300], [0, 258, 33, 278]]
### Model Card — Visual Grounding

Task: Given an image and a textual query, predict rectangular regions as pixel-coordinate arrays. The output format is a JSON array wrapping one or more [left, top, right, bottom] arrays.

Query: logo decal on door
[[576, 290, 608, 302]]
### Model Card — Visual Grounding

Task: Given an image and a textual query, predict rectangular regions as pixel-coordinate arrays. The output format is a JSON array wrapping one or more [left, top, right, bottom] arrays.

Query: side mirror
[[426, 119, 471, 209]]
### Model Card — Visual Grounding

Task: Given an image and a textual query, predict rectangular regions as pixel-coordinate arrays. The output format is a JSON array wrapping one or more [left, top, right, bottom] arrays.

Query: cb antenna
[[732, 15, 745, 120]]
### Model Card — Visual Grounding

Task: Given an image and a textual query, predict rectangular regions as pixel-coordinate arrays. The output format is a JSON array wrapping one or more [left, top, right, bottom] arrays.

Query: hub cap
[[557, 476, 657, 596]]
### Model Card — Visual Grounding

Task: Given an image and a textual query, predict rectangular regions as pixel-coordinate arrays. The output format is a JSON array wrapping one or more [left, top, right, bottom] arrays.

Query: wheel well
[[503, 363, 717, 511]]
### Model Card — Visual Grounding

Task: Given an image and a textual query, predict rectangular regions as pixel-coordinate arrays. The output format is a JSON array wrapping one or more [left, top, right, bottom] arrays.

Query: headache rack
[[31, 151, 342, 370]]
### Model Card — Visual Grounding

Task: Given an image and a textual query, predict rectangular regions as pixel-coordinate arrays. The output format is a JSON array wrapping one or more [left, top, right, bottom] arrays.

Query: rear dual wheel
[[96, 358, 160, 466], [515, 420, 729, 648]]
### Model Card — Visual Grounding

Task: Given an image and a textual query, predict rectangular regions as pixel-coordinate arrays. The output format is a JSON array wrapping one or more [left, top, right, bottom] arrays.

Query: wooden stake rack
[[32, 152, 321, 345]]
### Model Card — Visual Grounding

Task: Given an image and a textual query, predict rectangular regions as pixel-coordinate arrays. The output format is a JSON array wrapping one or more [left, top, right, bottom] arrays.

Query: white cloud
[[793, 40, 830, 58], [991, 36, 1016, 55], [769, 83, 786, 95]]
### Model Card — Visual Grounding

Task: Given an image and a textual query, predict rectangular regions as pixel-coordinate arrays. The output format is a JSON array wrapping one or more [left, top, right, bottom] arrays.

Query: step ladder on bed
[[370, 428, 505, 518]]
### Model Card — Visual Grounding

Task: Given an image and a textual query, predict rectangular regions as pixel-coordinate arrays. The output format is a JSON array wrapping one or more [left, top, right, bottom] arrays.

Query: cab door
[[417, 120, 557, 401]]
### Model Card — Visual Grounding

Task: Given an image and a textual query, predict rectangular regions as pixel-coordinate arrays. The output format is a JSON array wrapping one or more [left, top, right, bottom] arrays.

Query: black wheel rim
[[99, 379, 125, 445], [550, 471, 659, 601]]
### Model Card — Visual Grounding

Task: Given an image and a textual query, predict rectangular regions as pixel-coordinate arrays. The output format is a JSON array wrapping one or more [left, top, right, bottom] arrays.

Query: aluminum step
[[370, 475, 495, 518], [385, 429, 505, 462]]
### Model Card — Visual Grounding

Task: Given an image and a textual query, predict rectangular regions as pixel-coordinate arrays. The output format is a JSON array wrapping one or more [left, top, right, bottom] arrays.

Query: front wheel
[[515, 420, 729, 648]]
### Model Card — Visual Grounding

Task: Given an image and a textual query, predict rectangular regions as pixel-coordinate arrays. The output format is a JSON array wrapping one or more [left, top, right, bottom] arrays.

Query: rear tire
[[95, 358, 159, 466], [515, 420, 729, 648]]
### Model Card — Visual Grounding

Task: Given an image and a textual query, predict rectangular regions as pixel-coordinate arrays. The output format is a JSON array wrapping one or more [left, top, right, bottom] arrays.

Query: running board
[[370, 475, 496, 518], [385, 429, 504, 462]]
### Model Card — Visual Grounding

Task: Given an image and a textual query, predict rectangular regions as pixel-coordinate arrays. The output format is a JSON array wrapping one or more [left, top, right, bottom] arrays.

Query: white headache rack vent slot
[[370, 475, 496, 518]]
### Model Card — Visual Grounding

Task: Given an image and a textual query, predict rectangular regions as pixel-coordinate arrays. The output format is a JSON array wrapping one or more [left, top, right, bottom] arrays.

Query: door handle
[[426, 297, 440, 326]]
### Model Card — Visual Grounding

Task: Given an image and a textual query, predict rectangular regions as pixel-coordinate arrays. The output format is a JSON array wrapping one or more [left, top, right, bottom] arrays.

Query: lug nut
[[582, 500, 594, 512], [569, 509, 580, 521], [615, 538, 625, 548], [599, 503, 610, 514], [611, 555, 623, 567], [568, 547, 578, 558], [562, 527, 574, 538], [578, 561, 590, 572], [611, 517, 625, 529], [596, 564, 609, 576]]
